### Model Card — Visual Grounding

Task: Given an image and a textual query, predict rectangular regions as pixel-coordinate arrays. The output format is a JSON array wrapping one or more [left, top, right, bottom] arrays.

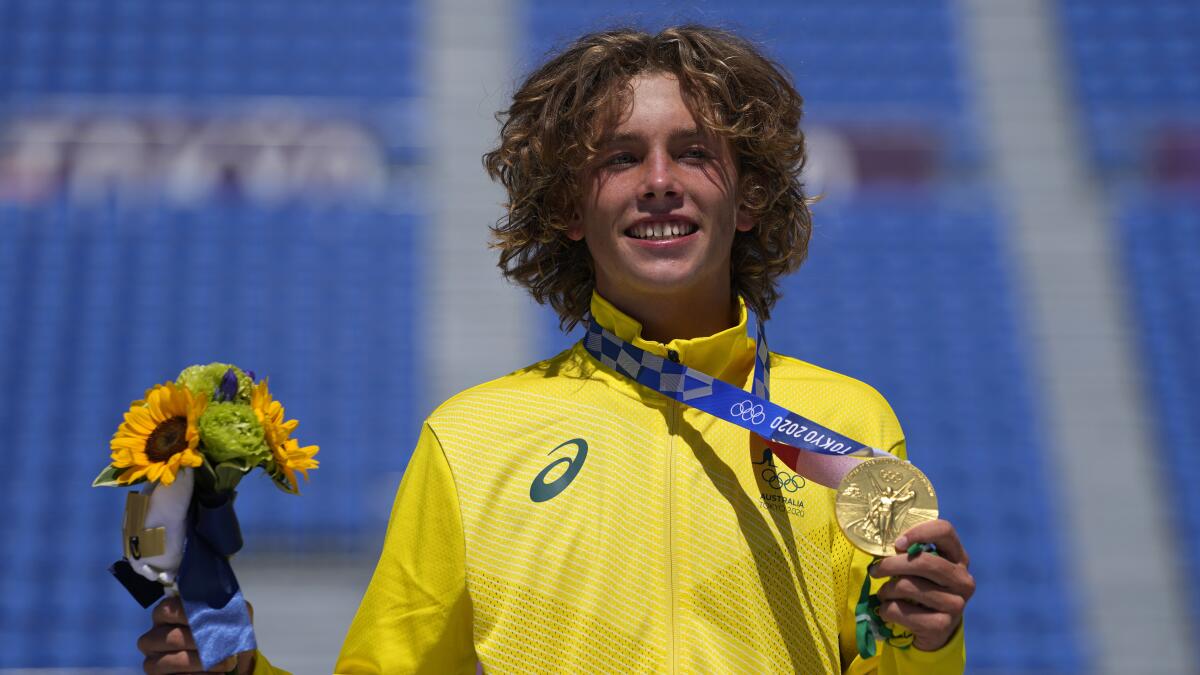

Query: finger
[[144, 651, 236, 674], [876, 597, 959, 640], [143, 651, 200, 675], [137, 623, 197, 654], [895, 519, 968, 566], [877, 576, 967, 616], [152, 596, 189, 626], [870, 553, 976, 598]]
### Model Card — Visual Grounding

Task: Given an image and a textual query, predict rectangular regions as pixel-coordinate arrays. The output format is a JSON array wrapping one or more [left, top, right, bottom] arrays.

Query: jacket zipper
[[666, 398, 678, 673], [666, 348, 680, 672]]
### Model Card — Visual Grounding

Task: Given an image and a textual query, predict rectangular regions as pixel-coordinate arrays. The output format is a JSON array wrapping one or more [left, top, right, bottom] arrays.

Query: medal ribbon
[[583, 314, 907, 660], [582, 316, 890, 489], [855, 543, 937, 658], [178, 491, 257, 670]]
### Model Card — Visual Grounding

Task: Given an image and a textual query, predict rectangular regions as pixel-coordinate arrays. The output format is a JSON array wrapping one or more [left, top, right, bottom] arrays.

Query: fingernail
[[895, 536, 908, 551]]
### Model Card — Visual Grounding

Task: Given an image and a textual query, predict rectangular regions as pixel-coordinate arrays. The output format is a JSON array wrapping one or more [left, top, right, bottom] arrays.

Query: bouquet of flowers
[[93, 363, 318, 669]]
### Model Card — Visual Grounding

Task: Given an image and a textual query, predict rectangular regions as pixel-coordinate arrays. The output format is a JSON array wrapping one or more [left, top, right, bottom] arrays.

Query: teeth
[[628, 222, 697, 240]]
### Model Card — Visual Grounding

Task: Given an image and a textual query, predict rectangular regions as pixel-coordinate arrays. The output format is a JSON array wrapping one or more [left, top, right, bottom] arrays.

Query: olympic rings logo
[[761, 467, 804, 492], [730, 399, 766, 424]]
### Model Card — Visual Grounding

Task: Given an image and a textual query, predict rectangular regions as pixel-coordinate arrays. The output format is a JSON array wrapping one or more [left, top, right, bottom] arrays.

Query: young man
[[140, 25, 973, 674]]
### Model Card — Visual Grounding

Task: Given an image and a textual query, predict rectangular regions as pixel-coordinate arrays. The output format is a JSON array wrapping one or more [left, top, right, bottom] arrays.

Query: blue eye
[[607, 152, 636, 165], [682, 148, 710, 160]]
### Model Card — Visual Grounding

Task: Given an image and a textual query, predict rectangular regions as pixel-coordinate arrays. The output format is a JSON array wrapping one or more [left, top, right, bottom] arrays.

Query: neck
[[600, 284, 738, 343]]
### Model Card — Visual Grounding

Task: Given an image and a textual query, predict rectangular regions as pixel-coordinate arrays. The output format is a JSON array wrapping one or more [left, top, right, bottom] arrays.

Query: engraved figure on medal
[[836, 459, 938, 557], [862, 473, 917, 545]]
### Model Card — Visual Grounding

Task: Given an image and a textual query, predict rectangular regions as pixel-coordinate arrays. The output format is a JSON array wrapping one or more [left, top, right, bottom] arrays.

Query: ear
[[735, 205, 754, 233], [566, 211, 585, 241]]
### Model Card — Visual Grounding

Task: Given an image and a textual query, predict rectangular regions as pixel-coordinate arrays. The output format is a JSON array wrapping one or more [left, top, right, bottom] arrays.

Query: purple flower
[[217, 368, 239, 402]]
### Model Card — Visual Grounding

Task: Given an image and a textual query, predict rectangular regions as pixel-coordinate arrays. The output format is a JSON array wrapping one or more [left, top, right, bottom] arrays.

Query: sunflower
[[273, 437, 320, 492], [250, 380, 297, 450], [110, 382, 207, 486], [250, 380, 319, 492]]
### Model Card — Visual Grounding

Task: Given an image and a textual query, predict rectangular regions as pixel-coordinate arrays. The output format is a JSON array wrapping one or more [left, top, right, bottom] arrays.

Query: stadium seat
[[0, 202, 424, 666]]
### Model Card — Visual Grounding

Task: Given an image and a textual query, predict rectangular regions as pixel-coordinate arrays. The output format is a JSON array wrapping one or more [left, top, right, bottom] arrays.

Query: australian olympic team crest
[[731, 399, 767, 425], [752, 448, 806, 517]]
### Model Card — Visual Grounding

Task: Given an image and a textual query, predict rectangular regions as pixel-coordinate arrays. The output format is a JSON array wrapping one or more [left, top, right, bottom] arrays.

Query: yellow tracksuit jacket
[[255, 294, 965, 673]]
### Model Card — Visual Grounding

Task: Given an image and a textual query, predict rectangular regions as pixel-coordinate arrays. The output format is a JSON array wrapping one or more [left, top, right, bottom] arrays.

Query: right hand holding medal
[[868, 519, 975, 652], [836, 458, 974, 653]]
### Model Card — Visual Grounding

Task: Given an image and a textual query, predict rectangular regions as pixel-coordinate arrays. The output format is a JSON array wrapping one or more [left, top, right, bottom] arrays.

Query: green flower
[[197, 402, 269, 465], [177, 363, 254, 403]]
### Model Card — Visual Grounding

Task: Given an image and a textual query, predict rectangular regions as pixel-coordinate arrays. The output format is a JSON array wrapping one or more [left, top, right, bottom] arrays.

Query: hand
[[868, 519, 974, 652], [138, 596, 257, 674]]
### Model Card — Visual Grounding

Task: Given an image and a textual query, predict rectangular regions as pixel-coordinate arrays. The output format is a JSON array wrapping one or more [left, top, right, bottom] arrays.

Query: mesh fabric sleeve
[[332, 422, 477, 673]]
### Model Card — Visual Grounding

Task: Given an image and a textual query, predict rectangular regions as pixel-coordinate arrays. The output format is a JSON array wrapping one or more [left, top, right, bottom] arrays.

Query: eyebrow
[[599, 127, 705, 146]]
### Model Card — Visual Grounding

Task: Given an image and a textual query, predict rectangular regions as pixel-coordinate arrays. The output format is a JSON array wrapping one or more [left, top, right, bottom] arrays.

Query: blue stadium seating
[[0, 203, 424, 667], [1117, 189, 1200, 633], [523, 0, 981, 169], [1059, 0, 1200, 169], [0, 0, 430, 666], [0, 0, 422, 100]]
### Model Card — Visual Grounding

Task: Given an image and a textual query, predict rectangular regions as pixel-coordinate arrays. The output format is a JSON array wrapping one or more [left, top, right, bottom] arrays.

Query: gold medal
[[835, 458, 938, 557]]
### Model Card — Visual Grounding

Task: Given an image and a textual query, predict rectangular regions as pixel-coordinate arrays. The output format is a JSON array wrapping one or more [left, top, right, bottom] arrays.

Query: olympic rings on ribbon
[[730, 399, 766, 425]]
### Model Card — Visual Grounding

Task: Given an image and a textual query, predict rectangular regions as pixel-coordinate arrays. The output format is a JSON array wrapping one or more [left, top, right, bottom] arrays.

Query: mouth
[[624, 218, 699, 241]]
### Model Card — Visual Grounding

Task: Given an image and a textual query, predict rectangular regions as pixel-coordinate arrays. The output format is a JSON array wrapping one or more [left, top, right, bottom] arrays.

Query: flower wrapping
[[95, 363, 318, 669], [129, 467, 193, 585]]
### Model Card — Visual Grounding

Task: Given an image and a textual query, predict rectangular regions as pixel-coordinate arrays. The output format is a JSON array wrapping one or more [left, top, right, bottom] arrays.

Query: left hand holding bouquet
[[139, 596, 257, 674], [94, 363, 318, 670]]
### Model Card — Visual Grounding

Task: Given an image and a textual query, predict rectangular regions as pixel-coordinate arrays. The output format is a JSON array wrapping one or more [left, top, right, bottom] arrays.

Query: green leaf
[[213, 461, 252, 493], [194, 457, 219, 494], [92, 464, 130, 488], [269, 469, 299, 495]]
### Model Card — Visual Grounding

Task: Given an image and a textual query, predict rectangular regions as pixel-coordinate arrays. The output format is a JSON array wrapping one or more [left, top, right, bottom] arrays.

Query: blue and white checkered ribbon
[[582, 316, 891, 462]]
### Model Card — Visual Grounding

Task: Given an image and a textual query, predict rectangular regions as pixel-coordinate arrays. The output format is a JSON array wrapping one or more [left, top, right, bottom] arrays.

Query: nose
[[640, 151, 680, 200]]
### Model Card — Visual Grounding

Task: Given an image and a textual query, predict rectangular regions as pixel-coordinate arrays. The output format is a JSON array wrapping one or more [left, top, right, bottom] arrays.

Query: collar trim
[[587, 292, 756, 387]]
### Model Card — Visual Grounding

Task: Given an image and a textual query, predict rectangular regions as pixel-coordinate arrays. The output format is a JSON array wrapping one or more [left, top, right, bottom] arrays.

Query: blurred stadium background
[[0, 0, 1196, 672]]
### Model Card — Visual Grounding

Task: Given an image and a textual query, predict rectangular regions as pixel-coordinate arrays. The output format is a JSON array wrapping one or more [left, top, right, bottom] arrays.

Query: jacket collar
[[588, 292, 756, 388]]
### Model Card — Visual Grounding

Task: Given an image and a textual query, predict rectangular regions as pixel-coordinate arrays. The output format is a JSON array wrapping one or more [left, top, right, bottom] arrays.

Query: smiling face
[[568, 72, 753, 318]]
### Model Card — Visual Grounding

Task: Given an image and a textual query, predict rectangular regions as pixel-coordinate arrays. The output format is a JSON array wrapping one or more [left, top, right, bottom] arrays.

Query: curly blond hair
[[484, 25, 811, 330]]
